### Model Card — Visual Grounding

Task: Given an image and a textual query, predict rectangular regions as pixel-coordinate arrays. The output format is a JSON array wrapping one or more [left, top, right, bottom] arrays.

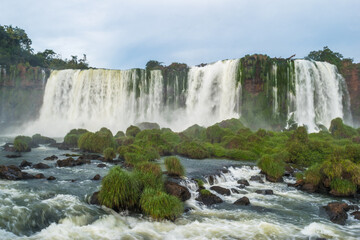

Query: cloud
[[1, 0, 359, 69]]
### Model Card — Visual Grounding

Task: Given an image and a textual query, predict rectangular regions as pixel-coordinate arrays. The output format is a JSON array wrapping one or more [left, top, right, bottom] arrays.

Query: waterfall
[[25, 58, 352, 136], [290, 60, 351, 132]]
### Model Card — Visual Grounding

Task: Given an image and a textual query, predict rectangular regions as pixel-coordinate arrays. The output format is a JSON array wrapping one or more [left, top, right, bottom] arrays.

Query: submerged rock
[[255, 189, 273, 195], [301, 183, 317, 193], [19, 160, 32, 169], [210, 186, 231, 196], [90, 191, 100, 205], [250, 175, 264, 183], [97, 163, 107, 168], [6, 154, 21, 158], [351, 211, 360, 220], [265, 175, 283, 183], [2, 143, 14, 152], [44, 155, 58, 160], [234, 197, 250, 206], [165, 181, 191, 201], [33, 163, 51, 169], [92, 174, 101, 180], [323, 202, 349, 225], [34, 173, 45, 179], [237, 179, 250, 186], [196, 190, 223, 206], [47, 176, 56, 181]]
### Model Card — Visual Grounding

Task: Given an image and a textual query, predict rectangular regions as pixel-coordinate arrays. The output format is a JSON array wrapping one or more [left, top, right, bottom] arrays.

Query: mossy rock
[[31, 134, 56, 145]]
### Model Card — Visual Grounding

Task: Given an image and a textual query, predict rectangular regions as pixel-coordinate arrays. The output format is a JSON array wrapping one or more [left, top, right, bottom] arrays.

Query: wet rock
[[210, 186, 231, 196], [33, 163, 51, 169], [92, 174, 101, 180], [44, 155, 58, 160], [323, 202, 349, 225], [329, 189, 354, 197], [78, 154, 101, 161], [19, 160, 32, 169], [47, 176, 56, 181], [265, 175, 283, 183], [255, 189, 274, 195], [237, 179, 250, 186], [6, 154, 21, 158], [34, 173, 45, 179], [301, 183, 317, 193], [97, 163, 107, 168], [234, 196, 250, 206], [2, 143, 14, 152], [208, 175, 215, 185], [0, 165, 34, 180], [221, 169, 230, 174], [250, 175, 264, 183], [237, 184, 246, 189], [184, 207, 194, 213], [90, 191, 100, 205], [346, 205, 359, 211], [351, 211, 360, 220], [231, 188, 240, 194], [196, 190, 223, 206], [56, 157, 90, 167], [165, 181, 191, 201]]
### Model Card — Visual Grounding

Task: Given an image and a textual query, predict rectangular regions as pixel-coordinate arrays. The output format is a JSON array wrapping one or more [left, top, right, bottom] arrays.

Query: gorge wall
[[0, 55, 358, 136]]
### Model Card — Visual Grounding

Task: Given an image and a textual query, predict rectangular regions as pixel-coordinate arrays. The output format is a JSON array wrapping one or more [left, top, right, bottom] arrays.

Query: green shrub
[[204, 143, 227, 158], [290, 126, 308, 143], [161, 131, 181, 146], [64, 128, 88, 147], [257, 154, 285, 179], [13, 135, 32, 152], [345, 145, 360, 163], [126, 125, 141, 137], [135, 129, 173, 155], [134, 170, 164, 191], [135, 162, 162, 178], [221, 135, 246, 149], [164, 156, 185, 176], [115, 136, 134, 146], [217, 118, 245, 132], [103, 147, 116, 161], [140, 188, 183, 220], [329, 118, 357, 139], [118, 144, 160, 161], [115, 131, 125, 138], [330, 178, 357, 196], [181, 124, 206, 141], [124, 153, 148, 166], [175, 141, 210, 159], [98, 166, 141, 210], [206, 124, 232, 143], [304, 164, 322, 185], [78, 129, 115, 153], [226, 149, 258, 161]]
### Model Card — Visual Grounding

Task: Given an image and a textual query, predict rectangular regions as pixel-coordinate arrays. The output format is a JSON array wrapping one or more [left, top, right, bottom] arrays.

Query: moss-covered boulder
[[31, 134, 56, 145], [13, 136, 32, 152]]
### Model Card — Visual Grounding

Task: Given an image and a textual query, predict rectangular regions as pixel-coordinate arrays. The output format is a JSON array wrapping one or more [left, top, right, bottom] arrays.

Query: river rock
[[33, 163, 51, 169], [97, 163, 107, 168], [207, 175, 215, 185], [250, 175, 264, 183], [90, 191, 100, 205], [301, 183, 317, 193], [323, 202, 349, 225], [0, 165, 34, 180], [47, 176, 56, 180], [56, 157, 90, 167], [44, 155, 58, 160], [165, 181, 191, 201], [34, 173, 45, 179], [196, 191, 223, 206], [78, 154, 102, 160], [19, 160, 32, 169], [210, 186, 231, 196], [265, 175, 283, 183], [6, 154, 21, 158], [2, 143, 14, 152], [234, 196, 250, 206], [237, 179, 250, 186], [351, 211, 360, 220], [92, 174, 101, 180], [255, 189, 273, 195]]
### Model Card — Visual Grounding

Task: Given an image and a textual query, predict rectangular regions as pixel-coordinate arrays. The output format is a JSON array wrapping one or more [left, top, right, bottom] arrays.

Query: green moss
[[115, 131, 125, 138], [126, 125, 141, 137], [195, 179, 205, 188], [164, 156, 185, 177], [98, 166, 141, 210], [200, 189, 211, 196], [103, 147, 116, 161], [257, 154, 285, 179], [140, 188, 183, 221]]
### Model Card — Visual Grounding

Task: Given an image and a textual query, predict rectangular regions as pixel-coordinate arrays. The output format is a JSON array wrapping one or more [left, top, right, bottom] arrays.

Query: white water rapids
[[24, 59, 351, 136]]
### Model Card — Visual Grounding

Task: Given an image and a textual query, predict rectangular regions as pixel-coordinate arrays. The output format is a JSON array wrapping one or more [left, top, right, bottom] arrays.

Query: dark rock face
[[323, 202, 349, 225], [0, 165, 34, 180], [33, 163, 50, 169], [196, 191, 223, 206], [255, 189, 274, 195], [301, 183, 317, 193], [19, 160, 32, 169], [234, 197, 250, 206], [351, 211, 360, 220], [47, 176, 56, 181], [34, 173, 45, 179], [44, 155, 58, 160], [210, 186, 231, 196], [237, 179, 250, 186], [165, 181, 191, 201], [208, 175, 215, 185], [92, 174, 101, 181], [90, 191, 100, 205], [265, 175, 283, 183], [56, 157, 90, 167], [250, 175, 264, 183], [97, 163, 107, 168]]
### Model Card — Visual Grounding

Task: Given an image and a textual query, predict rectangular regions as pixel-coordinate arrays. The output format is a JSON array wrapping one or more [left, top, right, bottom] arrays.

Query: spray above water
[[25, 59, 351, 136]]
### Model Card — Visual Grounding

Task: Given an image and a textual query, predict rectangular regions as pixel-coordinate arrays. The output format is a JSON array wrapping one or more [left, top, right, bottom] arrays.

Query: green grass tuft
[[164, 156, 185, 177]]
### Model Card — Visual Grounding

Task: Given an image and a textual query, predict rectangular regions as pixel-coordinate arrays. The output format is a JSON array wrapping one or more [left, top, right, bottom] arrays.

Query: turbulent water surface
[[0, 143, 359, 240]]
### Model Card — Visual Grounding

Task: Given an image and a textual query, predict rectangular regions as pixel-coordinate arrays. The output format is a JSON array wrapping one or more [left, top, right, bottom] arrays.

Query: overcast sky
[[1, 0, 359, 69]]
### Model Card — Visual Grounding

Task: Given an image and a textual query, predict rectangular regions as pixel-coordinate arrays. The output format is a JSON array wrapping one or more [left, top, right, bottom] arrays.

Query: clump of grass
[[195, 179, 205, 188], [304, 164, 322, 185], [134, 171, 164, 191], [103, 147, 116, 161], [135, 162, 162, 178], [124, 153, 148, 166], [98, 166, 140, 210], [257, 154, 285, 179], [164, 156, 185, 177], [14, 135, 32, 152], [330, 178, 357, 196], [140, 188, 183, 221], [126, 125, 141, 137], [175, 141, 210, 159]]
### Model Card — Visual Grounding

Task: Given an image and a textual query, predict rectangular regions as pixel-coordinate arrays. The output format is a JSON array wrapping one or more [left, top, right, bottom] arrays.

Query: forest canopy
[[0, 25, 89, 69]]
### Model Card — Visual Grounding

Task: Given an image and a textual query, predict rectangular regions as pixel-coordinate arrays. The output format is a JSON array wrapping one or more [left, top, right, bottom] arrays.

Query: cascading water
[[25, 58, 352, 136]]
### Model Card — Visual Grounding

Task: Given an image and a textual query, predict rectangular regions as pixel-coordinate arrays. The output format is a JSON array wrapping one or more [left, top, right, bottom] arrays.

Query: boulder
[[207, 175, 215, 185], [2, 143, 14, 152], [33, 163, 50, 169], [196, 191, 223, 206], [265, 175, 283, 183], [255, 189, 274, 195], [34, 173, 45, 179], [56, 157, 90, 167], [231, 188, 240, 194], [92, 174, 101, 180], [164, 181, 191, 201], [78, 154, 102, 160], [0, 165, 34, 180], [210, 186, 231, 196], [250, 175, 264, 183], [234, 196, 250, 206], [97, 163, 107, 168], [44, 155, 58, 160], [90, 191, 100, 205], [19, 160, 32, 169], [47, 176, 56, 181], [237, 179, 250, 186], [5, 154, 21, 158], [323, 202, 349, 225], [301, 183, 317, 193], [351, 211, 360, 220]]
